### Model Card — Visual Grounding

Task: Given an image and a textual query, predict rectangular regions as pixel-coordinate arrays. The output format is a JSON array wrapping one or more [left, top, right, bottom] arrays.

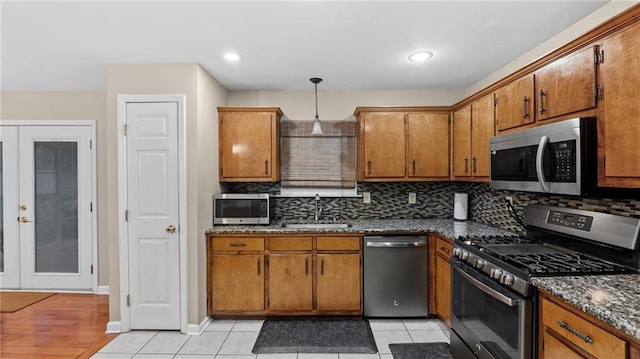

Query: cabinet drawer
[[435, 237, 453, 259], [269, 237, 313, 251], [317, 236, 361, 251], [542, 298, 626, 359], [212, 237, 264, 251]]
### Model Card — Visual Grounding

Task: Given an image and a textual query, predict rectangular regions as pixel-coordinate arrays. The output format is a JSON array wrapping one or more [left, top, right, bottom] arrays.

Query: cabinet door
[[211, 254, 264, 311], [219, 111, 275, 180], [541, 331, 585, 359], [435, 253, 451, 325], [362, 112, 406, 179], [471, 94, 495, 178], [407, 113, 450, 178], [495, 75, 535, 132], [316, 254, 361, 311], [599, 21, 640, 187], [537, 46, 597, 121], [268, 254, 313, 311], [452, 106, 472, 178]]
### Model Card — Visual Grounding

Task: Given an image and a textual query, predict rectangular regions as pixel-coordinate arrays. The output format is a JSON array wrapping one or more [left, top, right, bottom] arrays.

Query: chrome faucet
[[314, 193, 323, 221]]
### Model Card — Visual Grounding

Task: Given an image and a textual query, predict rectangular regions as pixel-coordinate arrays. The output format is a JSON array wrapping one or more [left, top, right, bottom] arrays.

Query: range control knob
[[474, 259, 486, 269], [460, 251, 470, 261], [453, 247, 462, 257], [500, 274, 515, 286], [490, 268, 503, 280]]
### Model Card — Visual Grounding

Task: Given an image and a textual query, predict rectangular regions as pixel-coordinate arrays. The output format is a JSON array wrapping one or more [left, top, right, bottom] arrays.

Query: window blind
[[280, 120, 356, 188]]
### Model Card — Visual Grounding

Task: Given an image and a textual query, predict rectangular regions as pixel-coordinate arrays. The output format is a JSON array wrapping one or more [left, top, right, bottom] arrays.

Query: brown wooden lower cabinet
[[539, 291, 640, 359], [316, 253, 361, 311], [433, 234, 453, 326], [210, 253, 264, 312], [268, 253, 313, 311], [208, 233, 362, 316]]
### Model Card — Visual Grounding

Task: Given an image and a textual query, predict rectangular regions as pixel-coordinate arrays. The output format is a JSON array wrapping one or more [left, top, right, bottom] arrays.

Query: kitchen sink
[[283, 222, 352, 229]]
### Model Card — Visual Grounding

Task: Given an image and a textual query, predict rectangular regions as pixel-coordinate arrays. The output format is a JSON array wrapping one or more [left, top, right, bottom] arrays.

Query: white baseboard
[[186, 316, 211, 335], [97, 285, 109, 295], [106, 321, 122, 334]]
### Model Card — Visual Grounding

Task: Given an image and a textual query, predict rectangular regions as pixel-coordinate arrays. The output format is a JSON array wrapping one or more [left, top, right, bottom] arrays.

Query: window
[[280, 119, 357, 196]]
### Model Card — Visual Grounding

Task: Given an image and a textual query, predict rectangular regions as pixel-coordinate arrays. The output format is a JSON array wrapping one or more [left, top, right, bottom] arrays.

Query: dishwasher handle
[[365, 241, 427, 248]]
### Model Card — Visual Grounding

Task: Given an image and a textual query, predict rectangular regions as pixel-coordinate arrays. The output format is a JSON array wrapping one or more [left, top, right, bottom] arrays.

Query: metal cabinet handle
[[464, 158, 468, 173], [539, 90, 547, 114], [522, 96, 529, 118], [557, 321, 593, 344], [412, 160, 416, 175], [264, 160, 269, 175], [367, 161, 372, 175], [366, 241, 427, 248], [472, 157, 477, 174], [230, 243, 247, 247], [166, 225, 176, 234], [305, 258, 309, 275], [257, 258, 261, 275], [439, 246, 450, 253], [320, 259, 325, 275]]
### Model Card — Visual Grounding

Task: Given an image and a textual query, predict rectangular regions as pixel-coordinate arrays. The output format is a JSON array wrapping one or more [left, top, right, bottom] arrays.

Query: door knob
[[20, 204, 27, 211], [19, 216, 32, 223], [166, 225, 176, 234]]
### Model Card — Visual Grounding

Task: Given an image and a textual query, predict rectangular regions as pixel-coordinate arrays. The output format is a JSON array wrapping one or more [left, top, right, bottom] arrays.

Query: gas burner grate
[[502, 252, 627, 274]]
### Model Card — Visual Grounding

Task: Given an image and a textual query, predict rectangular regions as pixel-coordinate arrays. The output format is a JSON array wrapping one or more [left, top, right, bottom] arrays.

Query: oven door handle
[[452, 263, 516, 307], [536, 135, 551, 193]]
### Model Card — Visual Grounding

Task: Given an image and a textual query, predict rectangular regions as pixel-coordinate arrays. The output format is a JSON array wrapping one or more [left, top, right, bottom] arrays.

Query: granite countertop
[[206, 218, 516, 240], [532, 275, 640, 341]]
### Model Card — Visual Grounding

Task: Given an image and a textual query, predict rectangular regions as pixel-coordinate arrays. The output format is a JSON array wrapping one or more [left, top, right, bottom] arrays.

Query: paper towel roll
[[454, 193, 468, 220]]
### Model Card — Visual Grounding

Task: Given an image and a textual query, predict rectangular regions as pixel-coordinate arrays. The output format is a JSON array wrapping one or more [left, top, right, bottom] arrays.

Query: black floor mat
[[252, 319, 378, 354], [389, 342, 453, 359]]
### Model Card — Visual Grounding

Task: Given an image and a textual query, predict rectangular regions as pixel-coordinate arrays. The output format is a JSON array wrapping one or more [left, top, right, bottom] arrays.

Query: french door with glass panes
[[0, 124, 94, 290]]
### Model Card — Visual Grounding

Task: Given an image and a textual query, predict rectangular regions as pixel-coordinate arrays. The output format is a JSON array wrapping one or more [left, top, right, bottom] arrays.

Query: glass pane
[[34, 142, 78, 273], [0, 144, 4, 273]]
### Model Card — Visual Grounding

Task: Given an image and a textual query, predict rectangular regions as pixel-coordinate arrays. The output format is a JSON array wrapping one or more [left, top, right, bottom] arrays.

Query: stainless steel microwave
[[213, 193, 271, 225], [489, 118, 598, 196]]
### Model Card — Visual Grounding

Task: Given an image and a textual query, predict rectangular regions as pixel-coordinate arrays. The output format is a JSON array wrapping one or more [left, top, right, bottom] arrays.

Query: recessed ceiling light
[[224, 53, 243, 62], [408, 51, 434, 63]]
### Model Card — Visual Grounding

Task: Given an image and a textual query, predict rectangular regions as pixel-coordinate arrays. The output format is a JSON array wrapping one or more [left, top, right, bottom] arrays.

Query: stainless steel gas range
[[450, 204, 640, 359]]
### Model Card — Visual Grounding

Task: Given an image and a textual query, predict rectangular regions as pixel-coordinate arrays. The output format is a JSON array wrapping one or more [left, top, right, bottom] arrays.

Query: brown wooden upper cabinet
[[356, 107, 450, 182], [452, 94, 495, 181], [536, 46, 597, 121], [218, 107, 282, 182], [495, 75, 535, 133], [598, 20, 640, 188]]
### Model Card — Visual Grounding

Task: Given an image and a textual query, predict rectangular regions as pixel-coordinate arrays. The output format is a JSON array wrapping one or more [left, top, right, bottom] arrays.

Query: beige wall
[[465, 0, 639, 96], [106, 63, 228, 326], [229, 89, 464, 119], [195, 66, 226, 321], [0, 91, 109, 286]]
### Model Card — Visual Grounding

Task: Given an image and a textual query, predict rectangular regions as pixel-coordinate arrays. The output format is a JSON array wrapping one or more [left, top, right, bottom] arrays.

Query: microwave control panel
[[551, 140, 576, 182]]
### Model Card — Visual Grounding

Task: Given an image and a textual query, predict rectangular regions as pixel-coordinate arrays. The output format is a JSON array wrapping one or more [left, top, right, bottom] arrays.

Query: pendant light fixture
[[310, 77, 324, 135]]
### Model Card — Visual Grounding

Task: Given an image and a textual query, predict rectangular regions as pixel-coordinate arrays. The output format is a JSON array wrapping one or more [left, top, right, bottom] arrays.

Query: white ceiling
[[1, 1, 610, 92]]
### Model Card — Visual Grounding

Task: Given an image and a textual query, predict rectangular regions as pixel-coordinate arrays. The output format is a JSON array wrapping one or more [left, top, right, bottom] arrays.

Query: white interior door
[[0, 126, 19, 288], [0, 124, 94, 290], [126, 102, 181, 330]]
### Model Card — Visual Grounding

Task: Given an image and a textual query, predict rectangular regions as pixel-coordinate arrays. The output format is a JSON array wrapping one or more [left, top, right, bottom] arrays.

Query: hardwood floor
[[0, 293, 115, 359]]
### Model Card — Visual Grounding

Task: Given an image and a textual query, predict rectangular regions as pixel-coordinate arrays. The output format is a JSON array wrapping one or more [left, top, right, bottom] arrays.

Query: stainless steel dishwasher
[[363, 235, 428, 317]]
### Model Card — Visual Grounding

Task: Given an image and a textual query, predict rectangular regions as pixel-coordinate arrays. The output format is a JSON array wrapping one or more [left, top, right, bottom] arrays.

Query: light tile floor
[[92, 319, 450, 359]]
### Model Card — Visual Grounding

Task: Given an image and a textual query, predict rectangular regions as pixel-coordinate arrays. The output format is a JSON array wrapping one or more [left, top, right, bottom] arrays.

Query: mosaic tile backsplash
[[222, 182, 640, 234]]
